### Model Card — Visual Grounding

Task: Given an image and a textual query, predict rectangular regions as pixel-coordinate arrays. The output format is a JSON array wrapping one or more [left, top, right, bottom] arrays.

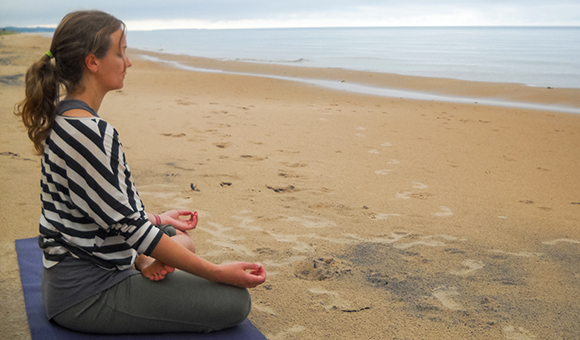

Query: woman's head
[[16, 10, 125, 155], [50, 11, 125, 94]]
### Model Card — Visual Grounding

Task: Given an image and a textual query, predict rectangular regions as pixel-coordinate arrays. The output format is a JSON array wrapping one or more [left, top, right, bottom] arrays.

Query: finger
[[247, 265, 266, 280], [246, 272, 266, 287], [177, 210, 194, 218], [242, 262, 263, 270], [174, 219, 196, 231], [175, 211, 198, 229], [249, 265, 265, 275]]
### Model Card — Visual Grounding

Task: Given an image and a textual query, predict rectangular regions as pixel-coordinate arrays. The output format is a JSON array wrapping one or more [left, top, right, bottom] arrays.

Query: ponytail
[[15, 10, 124, 155], [16, 52, 59, 155]]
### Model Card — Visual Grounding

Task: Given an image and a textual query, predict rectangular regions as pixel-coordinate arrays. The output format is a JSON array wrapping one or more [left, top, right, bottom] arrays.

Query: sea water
[[128, 26, 580, 89]]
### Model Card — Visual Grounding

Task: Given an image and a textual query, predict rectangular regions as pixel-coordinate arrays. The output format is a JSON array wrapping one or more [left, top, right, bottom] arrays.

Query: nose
[[124, 54, 132, 68]]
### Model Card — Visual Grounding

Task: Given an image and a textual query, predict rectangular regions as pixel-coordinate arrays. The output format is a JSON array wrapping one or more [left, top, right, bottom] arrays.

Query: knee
[[221, 288, 252, 329], [237, 288, 252, 319], [173, 230, 196, 253]]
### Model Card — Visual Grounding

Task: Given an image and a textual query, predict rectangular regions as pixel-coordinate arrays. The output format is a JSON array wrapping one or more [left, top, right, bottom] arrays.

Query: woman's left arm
[[147, 210, 198, 231]]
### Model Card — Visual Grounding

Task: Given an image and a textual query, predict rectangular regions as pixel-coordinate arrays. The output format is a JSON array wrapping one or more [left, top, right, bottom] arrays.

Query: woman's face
[[96, 28, 132, 92]]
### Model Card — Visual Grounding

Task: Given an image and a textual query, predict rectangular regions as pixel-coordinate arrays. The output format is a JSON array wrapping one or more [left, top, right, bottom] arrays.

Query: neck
[[65, 94, 105, 116], [65, 79, 107, 115]]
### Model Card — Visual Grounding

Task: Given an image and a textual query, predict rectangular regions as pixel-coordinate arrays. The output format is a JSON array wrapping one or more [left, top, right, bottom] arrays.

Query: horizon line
[[4, 24, 580, 31]]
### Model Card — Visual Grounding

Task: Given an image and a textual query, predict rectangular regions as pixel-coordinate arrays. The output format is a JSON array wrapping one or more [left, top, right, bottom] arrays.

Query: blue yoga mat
[[16, 237, 267, 340]]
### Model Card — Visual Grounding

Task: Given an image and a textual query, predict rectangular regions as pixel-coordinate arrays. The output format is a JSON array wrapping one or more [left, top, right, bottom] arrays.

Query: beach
[[1, 33, 580, 339]]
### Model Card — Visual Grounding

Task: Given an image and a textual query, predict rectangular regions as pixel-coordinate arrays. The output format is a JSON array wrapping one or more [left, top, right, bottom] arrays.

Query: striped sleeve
[[40, 117, 162, 269]]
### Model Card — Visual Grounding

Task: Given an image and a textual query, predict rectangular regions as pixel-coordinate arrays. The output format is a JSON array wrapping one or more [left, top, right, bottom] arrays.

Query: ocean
[[127, 26, 580, 90]]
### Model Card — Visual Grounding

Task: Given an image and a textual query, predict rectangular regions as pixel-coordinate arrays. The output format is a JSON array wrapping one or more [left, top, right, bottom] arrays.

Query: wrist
[[208, 263, 224, 283]]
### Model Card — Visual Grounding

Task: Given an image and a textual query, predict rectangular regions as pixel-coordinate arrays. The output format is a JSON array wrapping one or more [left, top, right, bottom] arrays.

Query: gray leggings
[[53, 268, 251, 334]]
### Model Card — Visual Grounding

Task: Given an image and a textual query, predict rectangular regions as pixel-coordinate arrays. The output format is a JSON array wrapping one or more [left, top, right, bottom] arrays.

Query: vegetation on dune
[[0, 28, 17, 36]]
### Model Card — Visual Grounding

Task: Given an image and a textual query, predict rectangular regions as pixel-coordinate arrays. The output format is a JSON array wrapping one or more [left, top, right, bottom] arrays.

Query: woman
[[16, 10, 266, 334]]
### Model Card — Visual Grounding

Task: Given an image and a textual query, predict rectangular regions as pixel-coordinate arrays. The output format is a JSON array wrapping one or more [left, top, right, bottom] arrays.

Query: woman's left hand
[[160, 210, 198, 231]]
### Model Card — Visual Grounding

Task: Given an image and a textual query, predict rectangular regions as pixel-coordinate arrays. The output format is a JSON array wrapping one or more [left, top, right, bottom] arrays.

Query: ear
[[85, 54, 99, 73]]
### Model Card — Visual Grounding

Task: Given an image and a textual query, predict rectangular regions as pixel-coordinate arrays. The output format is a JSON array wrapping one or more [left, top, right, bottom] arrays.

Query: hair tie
[[45, 51, 54, 59]]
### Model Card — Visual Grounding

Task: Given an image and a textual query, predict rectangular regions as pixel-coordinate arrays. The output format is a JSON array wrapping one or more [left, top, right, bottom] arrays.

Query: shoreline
[[138, 53, 580, 114], [132, 48, 580, 114]]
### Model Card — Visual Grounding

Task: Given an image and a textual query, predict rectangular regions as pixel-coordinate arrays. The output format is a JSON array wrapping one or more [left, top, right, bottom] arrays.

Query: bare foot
[[136, 255, 175, 281], [142, 260, 175, 281]]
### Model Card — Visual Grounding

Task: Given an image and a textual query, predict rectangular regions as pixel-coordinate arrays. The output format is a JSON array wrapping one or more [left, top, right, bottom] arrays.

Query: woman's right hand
[[214, 262, 267, 288]]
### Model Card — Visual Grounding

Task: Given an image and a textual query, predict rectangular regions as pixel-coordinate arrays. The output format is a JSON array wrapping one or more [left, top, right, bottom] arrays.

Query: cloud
[[1, 0, 579, 28]]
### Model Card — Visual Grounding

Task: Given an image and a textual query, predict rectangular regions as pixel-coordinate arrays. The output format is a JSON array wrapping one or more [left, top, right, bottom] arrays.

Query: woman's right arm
[[149, 234, 266, 288]]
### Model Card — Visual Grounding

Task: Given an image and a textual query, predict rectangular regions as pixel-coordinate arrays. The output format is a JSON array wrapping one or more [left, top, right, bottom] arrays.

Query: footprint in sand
[[284, 215, 337, 228], [213, 142, 231, 149], [262, 256, 308, 268], [542, 238, 580, 245], [160, 132, 186, 137], [346, 232, 462, 250], [503, 325, 536, 340], [252, 303, 277, 315], [201, 222, 237, 241], [293, 257, 353, 281], [282, 162, 308, 168], [308, 288, 369, 312], [396, 191, 413, 199], [201, 222, 256, 257], [432, 286, 464, 311], [268, 325, 306, 340], [395, 191, 431, 200], [232, 210, 263, 231], [355, 127, 367, 137], [450, 259, 485, 275], [393, 239, 446, 249], [375, 169, 392, 175], [487, 249, 543, 258], [412, 182, 428, 189], [344, 232, 409, 245], [393, 234, 463, 250], [370, 213, 401, 220], [381, 142, 393, 147], [268, 229, 360, 247], [240, 154, 267, 161], [395, 182, 429, 200], [433, 206, 453, 217], [266, 231, 317, 252]]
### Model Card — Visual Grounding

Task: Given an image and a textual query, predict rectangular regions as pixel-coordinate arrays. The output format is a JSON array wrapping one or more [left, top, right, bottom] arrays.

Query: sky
[[2, 0, 579, 30]]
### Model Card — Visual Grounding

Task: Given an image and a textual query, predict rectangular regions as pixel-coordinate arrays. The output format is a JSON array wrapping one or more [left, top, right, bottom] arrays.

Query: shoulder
[[51, 117, 121, 153], [54, 116, 115, 136]]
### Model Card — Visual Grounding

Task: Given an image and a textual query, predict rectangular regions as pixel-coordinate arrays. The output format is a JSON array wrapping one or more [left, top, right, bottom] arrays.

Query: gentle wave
[[233, 57, 309, 64], [128, 27, 580, 89]]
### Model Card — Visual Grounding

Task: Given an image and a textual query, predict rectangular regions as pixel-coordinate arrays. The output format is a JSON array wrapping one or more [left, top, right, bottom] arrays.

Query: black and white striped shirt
[[39, 100, 162, 271]]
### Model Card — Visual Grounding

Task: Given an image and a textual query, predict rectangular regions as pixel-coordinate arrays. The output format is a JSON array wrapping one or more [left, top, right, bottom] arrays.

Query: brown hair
[[16, 11, 125, 154]]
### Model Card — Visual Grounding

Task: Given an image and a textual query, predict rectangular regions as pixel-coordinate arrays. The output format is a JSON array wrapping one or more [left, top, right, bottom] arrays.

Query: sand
[[1, 34, 580, 340]]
